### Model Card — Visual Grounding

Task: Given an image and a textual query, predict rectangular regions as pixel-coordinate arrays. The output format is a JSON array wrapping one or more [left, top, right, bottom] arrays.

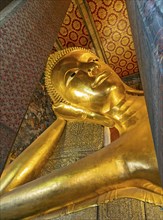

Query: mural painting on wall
[[5, 77, 56, 166], [56, 0, 139, 77]]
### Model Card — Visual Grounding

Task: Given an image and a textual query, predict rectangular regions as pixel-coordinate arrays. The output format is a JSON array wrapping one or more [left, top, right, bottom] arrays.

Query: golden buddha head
[[45, 47, 142, 126]]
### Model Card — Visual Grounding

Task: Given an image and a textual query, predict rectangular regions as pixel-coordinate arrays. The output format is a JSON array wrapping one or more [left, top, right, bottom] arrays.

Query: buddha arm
[[0, 118, 66, 193], [1, 122, 162, 220]]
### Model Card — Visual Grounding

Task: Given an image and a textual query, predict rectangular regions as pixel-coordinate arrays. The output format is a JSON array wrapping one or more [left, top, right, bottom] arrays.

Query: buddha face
[[51, 50, 125, 115]]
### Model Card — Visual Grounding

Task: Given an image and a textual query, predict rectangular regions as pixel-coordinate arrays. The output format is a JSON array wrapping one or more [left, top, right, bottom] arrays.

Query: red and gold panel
[[56, 0, 139, 78], [87, 0, 139, 77], [57, 0, 94, 50]]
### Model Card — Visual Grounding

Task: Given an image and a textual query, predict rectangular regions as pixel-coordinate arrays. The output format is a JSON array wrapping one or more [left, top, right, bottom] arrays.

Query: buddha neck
[[106, 94, 148, 134]]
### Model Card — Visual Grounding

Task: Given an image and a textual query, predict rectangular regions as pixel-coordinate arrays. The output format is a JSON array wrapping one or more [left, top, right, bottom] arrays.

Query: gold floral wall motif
[[56, 0, 139, 77], [57, 1, 94, 50]]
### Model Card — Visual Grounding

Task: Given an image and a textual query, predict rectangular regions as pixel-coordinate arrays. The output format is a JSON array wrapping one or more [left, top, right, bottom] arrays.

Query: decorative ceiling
[[54, 0, 139, 78]]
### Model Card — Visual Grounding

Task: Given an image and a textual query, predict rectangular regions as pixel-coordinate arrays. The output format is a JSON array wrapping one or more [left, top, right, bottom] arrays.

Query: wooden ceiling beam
[[75, 0, 108, 64], [54, 37, 64, 51]]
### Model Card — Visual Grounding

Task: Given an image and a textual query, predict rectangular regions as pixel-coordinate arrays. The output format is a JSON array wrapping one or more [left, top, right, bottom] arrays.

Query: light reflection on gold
[[0, 48, 162, 220]]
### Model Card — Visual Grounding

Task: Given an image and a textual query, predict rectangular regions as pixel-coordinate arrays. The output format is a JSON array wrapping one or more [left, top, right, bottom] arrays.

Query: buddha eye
[[70, 72, 76, 77], [65, 70, 77, 87], [93, 59, 98, 62]]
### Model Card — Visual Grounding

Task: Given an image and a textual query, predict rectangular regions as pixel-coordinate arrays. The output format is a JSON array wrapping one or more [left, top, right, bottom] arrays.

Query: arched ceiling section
[[54, 0, 139, 78]]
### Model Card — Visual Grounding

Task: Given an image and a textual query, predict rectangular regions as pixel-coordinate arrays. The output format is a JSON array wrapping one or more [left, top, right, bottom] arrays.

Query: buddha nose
[[79, 62, 100, 76]]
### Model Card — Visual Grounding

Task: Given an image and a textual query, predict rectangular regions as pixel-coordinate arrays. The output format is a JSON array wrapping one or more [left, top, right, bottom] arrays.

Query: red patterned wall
[[57, 1, 94, 50], [57, 0, 139, 77]]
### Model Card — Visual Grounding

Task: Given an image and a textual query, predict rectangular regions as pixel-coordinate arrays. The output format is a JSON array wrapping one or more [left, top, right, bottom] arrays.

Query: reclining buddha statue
[[0, 47, 162, 219]]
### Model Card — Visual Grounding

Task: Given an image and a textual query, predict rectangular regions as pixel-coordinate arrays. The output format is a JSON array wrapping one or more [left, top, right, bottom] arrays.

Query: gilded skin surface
[[0, 47, 162, 219]]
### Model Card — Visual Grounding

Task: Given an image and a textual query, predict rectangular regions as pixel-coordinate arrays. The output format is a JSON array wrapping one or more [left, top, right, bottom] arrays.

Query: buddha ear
[[52, 103, 115, 128]]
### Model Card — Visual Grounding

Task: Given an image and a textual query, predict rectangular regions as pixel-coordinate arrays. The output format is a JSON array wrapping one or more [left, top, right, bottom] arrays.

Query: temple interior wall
[[0, 0, 162, 219], [0, 0, 71, 172]]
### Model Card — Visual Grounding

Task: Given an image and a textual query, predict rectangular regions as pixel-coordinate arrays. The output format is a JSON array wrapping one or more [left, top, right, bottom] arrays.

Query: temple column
[[126, 0, 163, 184]]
